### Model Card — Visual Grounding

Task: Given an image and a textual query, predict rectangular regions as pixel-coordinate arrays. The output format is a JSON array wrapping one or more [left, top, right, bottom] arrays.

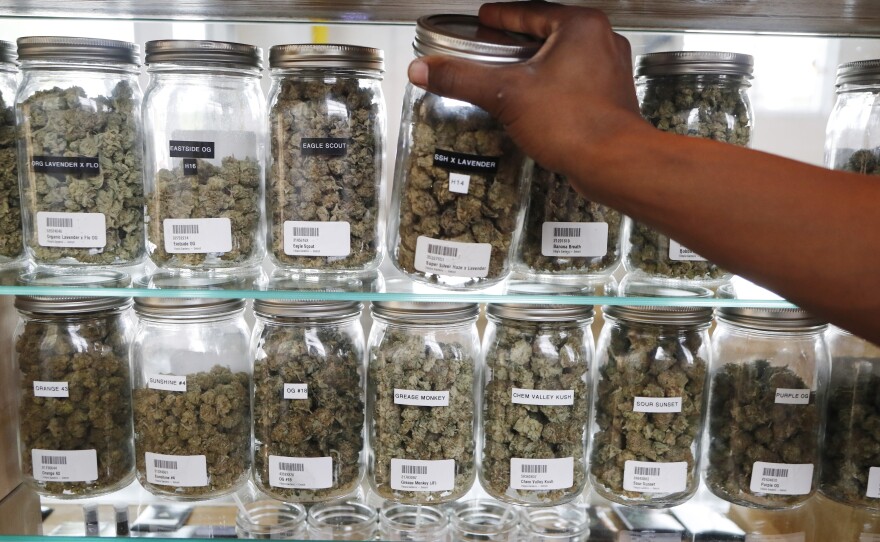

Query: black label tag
[[169, 140, 215, 159], [182, 159, 198, 176], [433, 148, 499, 175], [300, 138, 348, 157], [32, 155, 101, 177]]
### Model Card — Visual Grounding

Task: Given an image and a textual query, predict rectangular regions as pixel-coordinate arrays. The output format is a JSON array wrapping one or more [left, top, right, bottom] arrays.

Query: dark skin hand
[[408, 1, 880, 344]]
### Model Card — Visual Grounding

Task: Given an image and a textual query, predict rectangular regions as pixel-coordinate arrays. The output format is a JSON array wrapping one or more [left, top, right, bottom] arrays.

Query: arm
[[408, 1, 880, 343]]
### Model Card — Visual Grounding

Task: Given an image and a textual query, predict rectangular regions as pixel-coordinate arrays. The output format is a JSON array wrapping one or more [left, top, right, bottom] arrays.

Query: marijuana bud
[[0, 89, 21, 261]]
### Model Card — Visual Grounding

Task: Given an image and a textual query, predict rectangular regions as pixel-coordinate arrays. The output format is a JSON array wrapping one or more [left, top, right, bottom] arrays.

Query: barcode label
[[775, 388, 811, 405], [623, 460, 688, 494], [33, 381, 69, 398], [394, 389, 450, 407], [145, 452, 207, 487], [541, 222, 608, 257], [511, 457, 573, 490], [414, 236, 491, 278], [860, 535, 880, 542], [147, 373, 187, 393], [283, 220, 351, 257], [750, 462, 813, 495], [633, 396, 683, 413], [745, 534, 806, 542], [32, 449, 97, 483], [511, 388, 574, 406], [391, 459, 455, 492], [669, 239, 707, 262], [866, 467, 880, 498], [269, 456, 333, 489], [37, 212, 106, 248], [163, 218, 232, 254]]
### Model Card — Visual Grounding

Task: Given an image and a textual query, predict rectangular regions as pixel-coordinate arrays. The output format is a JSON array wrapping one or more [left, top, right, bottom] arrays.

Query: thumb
[[408, 56, 511, 118]]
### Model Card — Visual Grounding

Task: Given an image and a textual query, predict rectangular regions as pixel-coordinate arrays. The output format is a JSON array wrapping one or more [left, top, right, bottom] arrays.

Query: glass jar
[[13, 271, 135, 498], [707, 307, 829, 509], [378, 503, 450, 542], [825, 60, 880, 174], [389, 15, 539, 289], [132, 295, 251, 500], [626, 51, 753, 283], [367, 301, 480, 504], [590, 298, 713, 507], [820, 326, 880, 509], [0, 41, 21, 266], [448, 499, 519, 542], [251, 299, 365, 503], [520, 505, 590, 542], [266, 44, 385, 275], [235, 501, 307, 540], [15, 37, 145, 266], [143, 40, 265, 272], [513, 162, 622, 278], [479, 301, 594, 506], [307, 500, 378, 540]]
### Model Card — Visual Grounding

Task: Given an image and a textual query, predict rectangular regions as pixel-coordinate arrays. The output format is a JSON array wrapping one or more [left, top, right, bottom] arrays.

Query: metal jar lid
[[15, 270, 131, 314], [635, 51, 754, 77], [716, 306, 826, 331], [145, 40, 262, 70], [835, 59, 880, 87], [269, 44, 384, 72], [414, 14, 541, 62], [371, 301, 479, 324], [253, 299, 363, 320], [488, 282, 594, 322], [17, 36, 140, 65], [603, 281, 714, 326], [132, 273, 245, 318], [0, 41, 17, 65]]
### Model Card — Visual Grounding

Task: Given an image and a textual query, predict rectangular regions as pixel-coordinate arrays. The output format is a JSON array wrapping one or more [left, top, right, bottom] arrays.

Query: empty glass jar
[[449, 499, 519, 542], [520, 505, 590, 542], [825, 59, 880, 174], [0, 40, 21, 266], [307, 500, 378, 540], [235, 501, 307, 540], [379, 503, 450, 542]]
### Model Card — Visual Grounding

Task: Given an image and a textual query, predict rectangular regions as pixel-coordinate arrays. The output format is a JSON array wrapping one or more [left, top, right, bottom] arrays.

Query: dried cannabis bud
[[590, 324, 707, 502], [370, 328, 475, 503], [134, 365, 250, 497], [253, 324, 364, 501], [147, 156, 261, 268], [269, 76, 381, 270], [18, 83, 144, 264], [821, 356, 880, 507], [16, 312, 134, 496], [629, 75, 750, 280], [707, 360, 819, 507], [395, 91, 524, 282], [0, 90, 21, 260], [481, 321, 590, 504]]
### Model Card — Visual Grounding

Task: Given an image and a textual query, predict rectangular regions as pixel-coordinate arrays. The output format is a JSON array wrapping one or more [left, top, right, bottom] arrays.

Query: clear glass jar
[[626, 51, 753, 283], [367, 301, 480, 504], [143, 40, 265, 272], [266, 44, 385, 275], [251, 299, 365, 503], [520, 505, 590, 542], [479, 301, 594, 506], [590, 298, 713, 507], [379, 503, 450, 542], [448, 499, 519, 542], [235, 501, 307, 540], [706, 307, 829, 509], [13, 271, 135, 498], [0, 41, 21, 265], [15, 37, 145, 266], [389, 15, 539, 289], [825, 60, 880, 174], [132, 295, 251, 500], [307, 499, 378, 540], [513, 162, 622, 278], [820, 326, 880, 509], [732, 504, 815, 542]]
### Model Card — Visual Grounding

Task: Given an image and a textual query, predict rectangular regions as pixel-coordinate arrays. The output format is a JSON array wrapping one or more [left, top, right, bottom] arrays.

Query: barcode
[[763, 467, 789, 478], [279, 462, 305, 472], [46, 217, 73, 228], [553, 227, 581, 237], [291, 227, 320, 237], [41, 455, 67, 465], [521, 464, 548, 474], [428, 244, 458, 257], [172, 224, 199, 234], [401, 465, 428, 475], [634, 466, 661, 477], [154, 459, 178, 470]]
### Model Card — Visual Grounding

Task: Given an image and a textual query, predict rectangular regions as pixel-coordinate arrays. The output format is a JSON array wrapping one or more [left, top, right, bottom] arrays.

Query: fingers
[[478, 1, 611, 39], [408, 56, 511, 118]]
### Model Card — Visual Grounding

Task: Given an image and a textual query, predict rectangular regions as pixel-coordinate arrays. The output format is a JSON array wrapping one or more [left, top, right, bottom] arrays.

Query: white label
[[619, 534, 682, 542], [633, 397, 683, 413], [668, 239, 707, 262], [163, 218, 232, 254], [511, 388, 574, 406], [268, 455, 333, 489], [860, 535, 880, 542], [866, 467, 880, 498], [394, 389, 450, 407], [390, 459, 455, 492], [147, 374, 187, 392], [448, 172, 471, 194], [33, 381, 69, 398], [541, 222, 608, 257], [414, 236, 492, 278], [623, 461, 688, 494], [749, 462, 814, 495], [37, 212, 106, 248], [32, 449, 98, 483], [283, 221, 351, 257], [510, 457, 574, 490], [283, 383, 308, 400], [774, 388, 811, 405], [145, 452, 208, 487], [745, 534, 805, 542]]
